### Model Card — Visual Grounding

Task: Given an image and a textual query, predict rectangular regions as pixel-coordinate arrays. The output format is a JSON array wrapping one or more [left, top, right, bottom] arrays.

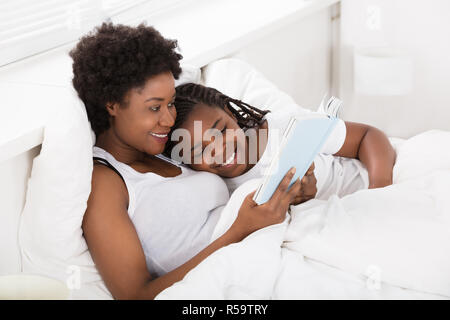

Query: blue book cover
[[253, 114, 339, 205]]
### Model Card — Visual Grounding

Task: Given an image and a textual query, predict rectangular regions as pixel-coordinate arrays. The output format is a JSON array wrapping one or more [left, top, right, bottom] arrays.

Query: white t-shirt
[[224, 110, 369, 200], [93, 146, 229, 278]]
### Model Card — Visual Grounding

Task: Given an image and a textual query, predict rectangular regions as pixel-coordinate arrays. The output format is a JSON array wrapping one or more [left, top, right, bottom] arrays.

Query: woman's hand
[[291, 163, 317, 205], [229, 167, 302, 240]]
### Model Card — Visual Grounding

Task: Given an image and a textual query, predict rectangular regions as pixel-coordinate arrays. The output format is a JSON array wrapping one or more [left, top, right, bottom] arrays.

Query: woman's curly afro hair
[[69, 22, 183, 136]]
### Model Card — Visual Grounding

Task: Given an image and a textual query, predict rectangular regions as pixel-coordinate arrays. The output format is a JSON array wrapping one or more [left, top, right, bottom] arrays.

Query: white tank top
[[92, 146, 229, 278]]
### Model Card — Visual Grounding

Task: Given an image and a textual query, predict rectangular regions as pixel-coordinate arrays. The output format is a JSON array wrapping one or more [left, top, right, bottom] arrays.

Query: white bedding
[[155, 130, 450, 300]]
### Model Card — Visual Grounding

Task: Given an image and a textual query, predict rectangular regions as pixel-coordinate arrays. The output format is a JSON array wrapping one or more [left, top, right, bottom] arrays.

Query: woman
[[70, 22, 316, 299]]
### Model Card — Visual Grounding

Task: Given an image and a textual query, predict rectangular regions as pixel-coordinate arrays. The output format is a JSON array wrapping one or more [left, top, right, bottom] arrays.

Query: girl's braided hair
[[164, 82, 270, 157]]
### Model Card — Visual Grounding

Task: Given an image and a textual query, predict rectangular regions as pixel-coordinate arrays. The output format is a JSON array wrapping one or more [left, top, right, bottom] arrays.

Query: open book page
[[317, 94, 343, 118]]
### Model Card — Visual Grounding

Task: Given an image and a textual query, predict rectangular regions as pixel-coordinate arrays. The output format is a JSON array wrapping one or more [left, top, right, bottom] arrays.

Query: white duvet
[[156, 130, 450, 300]]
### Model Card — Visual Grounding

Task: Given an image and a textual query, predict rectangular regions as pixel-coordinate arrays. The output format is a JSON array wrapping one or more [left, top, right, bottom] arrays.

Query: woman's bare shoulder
[[87, 163, 129, 213], [83, 164, 150, 299]]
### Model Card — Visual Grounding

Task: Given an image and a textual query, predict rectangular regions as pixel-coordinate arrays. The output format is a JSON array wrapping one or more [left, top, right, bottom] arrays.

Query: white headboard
[[0, 81, 53, 276]]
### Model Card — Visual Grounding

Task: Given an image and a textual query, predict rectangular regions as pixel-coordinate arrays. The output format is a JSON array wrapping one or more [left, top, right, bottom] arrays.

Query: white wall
[[231, 7, 334, 111], [338, 0, 450, 138]]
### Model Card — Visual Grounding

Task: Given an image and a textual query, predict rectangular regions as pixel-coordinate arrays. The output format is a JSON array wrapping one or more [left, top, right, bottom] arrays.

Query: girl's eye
[[193, 149, 203, 159], [168, 101, 175, 107], [150, 106, 160, 112]]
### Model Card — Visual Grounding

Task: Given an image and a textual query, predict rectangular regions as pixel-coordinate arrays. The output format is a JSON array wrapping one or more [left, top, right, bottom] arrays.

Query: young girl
[[164, 83, 396, 201]]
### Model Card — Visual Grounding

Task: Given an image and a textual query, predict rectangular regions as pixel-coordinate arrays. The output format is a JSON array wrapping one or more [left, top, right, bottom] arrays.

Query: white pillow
[[175, 63, 201, 87], [392, 129, 450, 184], [18, 85, 112, 299], [201, 58, 311, 116]]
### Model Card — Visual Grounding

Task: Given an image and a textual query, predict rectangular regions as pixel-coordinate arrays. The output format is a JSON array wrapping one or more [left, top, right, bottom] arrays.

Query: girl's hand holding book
[[291, 163, 317, 205]]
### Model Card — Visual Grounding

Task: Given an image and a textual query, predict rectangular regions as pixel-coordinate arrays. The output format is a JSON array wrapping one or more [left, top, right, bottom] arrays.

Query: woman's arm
[[334, 121, 396, 188], [83, 164, 300, 299], [84, 164, 222, 299], [82, 165, 150, 299]]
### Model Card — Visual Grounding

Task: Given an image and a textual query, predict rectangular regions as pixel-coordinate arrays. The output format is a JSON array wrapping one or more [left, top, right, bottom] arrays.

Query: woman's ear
[[105, 102, 118, 117]]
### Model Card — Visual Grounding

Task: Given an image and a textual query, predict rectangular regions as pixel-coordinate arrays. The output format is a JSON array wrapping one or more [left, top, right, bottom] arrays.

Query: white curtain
[[0, 0, 180, 67]]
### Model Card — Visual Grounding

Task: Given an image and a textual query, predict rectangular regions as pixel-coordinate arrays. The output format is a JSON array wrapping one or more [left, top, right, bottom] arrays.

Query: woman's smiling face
[[107, 71, 177, 156], [175, 103, 250, 178]]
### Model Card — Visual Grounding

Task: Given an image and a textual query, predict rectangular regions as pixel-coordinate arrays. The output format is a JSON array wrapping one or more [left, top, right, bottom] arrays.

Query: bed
[[1, 58, 449, 300]]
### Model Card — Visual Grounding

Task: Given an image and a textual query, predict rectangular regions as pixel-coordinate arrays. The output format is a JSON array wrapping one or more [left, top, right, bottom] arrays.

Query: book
[[317, 94, 343, 117], [253, 112, 340, 205]]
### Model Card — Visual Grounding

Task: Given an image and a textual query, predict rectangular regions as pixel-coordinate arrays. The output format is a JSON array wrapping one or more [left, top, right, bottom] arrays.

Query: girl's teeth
[[222, 152, 235, 166]]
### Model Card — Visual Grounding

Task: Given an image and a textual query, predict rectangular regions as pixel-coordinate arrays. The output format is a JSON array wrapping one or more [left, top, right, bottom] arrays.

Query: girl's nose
[[210, 142, 223, 159], [211, 138, 234, 163]]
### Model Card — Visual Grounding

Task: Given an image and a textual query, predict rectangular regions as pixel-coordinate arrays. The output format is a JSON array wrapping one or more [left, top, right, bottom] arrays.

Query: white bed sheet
[[273, 250, 447, 300], [155, 130, 450, 300], [19, 56, 448, 299]]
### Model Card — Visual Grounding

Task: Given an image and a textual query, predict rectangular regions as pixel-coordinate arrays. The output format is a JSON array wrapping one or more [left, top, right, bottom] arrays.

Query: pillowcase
[[392, 129, 450, 184], [18, 85, 112, 299], [175, 63, 201, 87], [202, 58, 305, 116]]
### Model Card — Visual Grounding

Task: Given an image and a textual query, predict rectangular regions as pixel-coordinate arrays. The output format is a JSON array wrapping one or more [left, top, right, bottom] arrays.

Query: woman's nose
[[159, 105, 175, 128]]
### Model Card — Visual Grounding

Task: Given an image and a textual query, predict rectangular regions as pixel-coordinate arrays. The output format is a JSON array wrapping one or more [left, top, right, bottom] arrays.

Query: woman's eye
[[150, 106, 160, 111], [168, 101, 175, 107]]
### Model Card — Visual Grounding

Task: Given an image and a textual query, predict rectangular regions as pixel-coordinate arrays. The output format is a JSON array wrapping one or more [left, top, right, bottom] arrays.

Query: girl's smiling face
[[175, 103, 250, 178]]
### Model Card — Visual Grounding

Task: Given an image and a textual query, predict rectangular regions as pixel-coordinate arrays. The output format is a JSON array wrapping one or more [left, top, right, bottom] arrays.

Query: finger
[[269, 167, 296, 204], [301, 174, 308, 184], [304, 174, 317, 194], [291, 194, 305, 205], [243, 190, 258, 208], [306, 163, 315, 175], [301, 171, 315, 186], [302, 187, 315, 198], [275, 177, 301, 216], [288, 180, 302, 205], [302, 178, 317, 198], [286, 177, 302, 203]]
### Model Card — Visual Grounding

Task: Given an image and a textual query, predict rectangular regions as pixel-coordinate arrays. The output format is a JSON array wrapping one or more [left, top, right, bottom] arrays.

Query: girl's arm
[[334, 121, 396, 188]]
